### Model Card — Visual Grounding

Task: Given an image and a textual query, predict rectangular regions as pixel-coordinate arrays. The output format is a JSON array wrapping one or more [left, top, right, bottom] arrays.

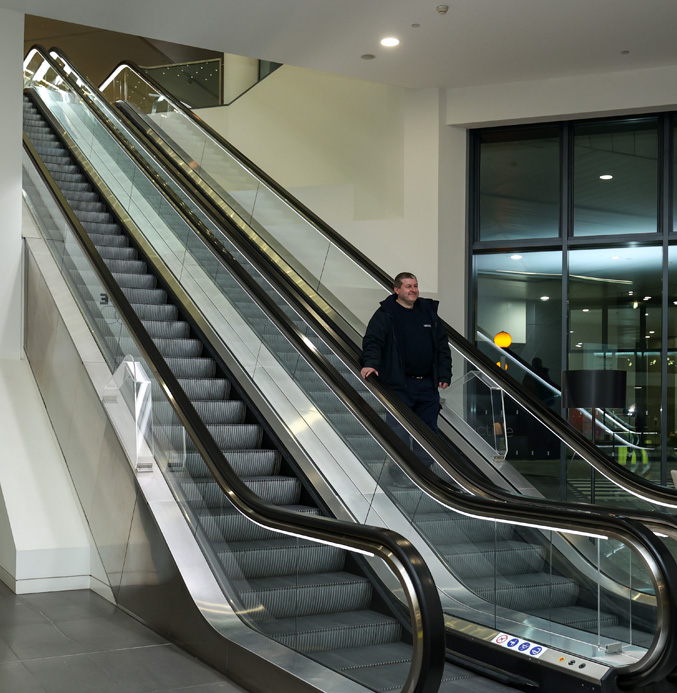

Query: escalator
[[21, 47, 677, 692], [96, 58, 677, 513]]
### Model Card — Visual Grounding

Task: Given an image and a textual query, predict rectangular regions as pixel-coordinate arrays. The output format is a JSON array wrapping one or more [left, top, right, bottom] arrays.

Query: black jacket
[[362, 294, 452, 391]]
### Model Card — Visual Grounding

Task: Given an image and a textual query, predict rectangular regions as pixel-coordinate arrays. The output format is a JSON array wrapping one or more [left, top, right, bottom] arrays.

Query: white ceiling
[[7, 0, 677, 90]]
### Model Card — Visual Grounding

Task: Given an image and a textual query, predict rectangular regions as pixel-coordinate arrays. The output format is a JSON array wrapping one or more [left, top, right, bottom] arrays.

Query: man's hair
[[393, 272, 417, 289]]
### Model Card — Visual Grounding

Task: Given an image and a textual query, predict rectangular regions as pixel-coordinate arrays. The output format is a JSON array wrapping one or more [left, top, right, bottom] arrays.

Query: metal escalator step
[[237, 571, 372, 621], [411, 513, 514, 546], [141, 318, 189, 338], [168, 449, 280, 478], [153, 337, 203, 359], [198, 504, 319, 543], [97, 245, 137, 261], [103, 258, 148, 275], [441, 540, 545, 579], [218, 537, 344, 579], [467, 572, 579, 612], [131, 302, 178, 321], [176, 378, 230, 400], [260, 610, 402, 653], [69, 199, 108, 214], [165, 356, 216, 378], [155, 400, 245, 425], [83, 221, 123, 236], [121, 287, 168, 305], [184, 475, 300, 507], [314, 642, 415, 692], [76, 210, 115, 226], [158, 423, 262, 453], [64, 190, 99, 204], [115, 273, 157, 290], [90, 234, 128, 249], [528, 605, 618, 632]]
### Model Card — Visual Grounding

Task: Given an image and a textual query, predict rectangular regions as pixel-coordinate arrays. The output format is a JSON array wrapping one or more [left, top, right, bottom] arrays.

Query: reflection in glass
[[568, 246, 662, 483], [475, 251, 562, 389], [573, 119, 658, 237], [478, 127, 560, 241]]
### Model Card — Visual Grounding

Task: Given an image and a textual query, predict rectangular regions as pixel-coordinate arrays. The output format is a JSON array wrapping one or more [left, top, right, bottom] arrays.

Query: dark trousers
[[387, 377, 441, 479], [394, 376, 441, 434]]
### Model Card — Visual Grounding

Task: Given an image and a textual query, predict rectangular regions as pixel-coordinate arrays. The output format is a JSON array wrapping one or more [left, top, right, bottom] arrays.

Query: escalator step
[[468, 572, 579, 612], [197, 504, 319, 543], [219, 537, 345, 579], [236, 571, 372, 621], [260, 610, 402, 653], [169, 449, 280, 478], [441, 540, 545, 579]]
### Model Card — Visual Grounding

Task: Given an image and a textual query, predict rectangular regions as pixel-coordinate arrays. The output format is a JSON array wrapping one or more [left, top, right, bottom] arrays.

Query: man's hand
[[439, 382, 449, 389], [361, 367, 378, 379]]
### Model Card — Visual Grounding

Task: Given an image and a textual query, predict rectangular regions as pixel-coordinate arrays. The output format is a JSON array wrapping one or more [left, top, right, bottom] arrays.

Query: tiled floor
[[0, 583, 247, 692]]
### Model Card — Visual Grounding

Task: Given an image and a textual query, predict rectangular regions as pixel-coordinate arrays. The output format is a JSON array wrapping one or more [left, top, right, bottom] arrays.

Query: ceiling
[[8, 0, 677, 90]]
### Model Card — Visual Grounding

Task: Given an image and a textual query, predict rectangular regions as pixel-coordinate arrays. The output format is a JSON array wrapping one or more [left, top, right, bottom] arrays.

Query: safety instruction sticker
[[491, 633, 547, 658]]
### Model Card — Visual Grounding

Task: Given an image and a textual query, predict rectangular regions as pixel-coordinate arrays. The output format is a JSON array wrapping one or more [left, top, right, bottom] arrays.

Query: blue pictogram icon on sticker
[[518, 642, 530, 652], [530, 646, 542, 656], [507, 639, 519, 648]]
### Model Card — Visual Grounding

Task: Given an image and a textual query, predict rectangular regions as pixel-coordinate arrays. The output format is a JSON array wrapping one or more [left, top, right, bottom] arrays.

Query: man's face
[[394, 277, 419, 308]]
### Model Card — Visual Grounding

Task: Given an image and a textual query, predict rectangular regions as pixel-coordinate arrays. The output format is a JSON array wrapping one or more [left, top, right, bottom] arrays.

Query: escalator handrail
[[29, 50, 672, 688], [46, 47, 677, 540], [22, 82, 444, 693], [95, 57, 677, 512]]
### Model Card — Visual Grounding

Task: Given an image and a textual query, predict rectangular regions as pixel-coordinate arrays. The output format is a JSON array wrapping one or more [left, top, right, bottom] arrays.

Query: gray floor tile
[[22, 653, 131, 693], [163, 684, 248, 692], [0, 600, 51, 628], [21, 590, 118, 623], [55, 612, 167, 652], [4, 620, 95, 660], [0, 588, 247, 692], [0, 660, 47, 692], [90, 645, 230, 692], [0, 634, 20, 663]]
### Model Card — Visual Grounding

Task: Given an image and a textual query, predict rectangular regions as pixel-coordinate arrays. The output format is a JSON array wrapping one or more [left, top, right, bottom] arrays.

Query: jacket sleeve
[[362, 311, 387, 369], [436, 320, 452, 384]]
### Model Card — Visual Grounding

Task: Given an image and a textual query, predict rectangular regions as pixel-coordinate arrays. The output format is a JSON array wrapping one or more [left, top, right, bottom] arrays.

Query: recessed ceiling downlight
[[381, 37, 400, 47], [599, 174, 613, 180]]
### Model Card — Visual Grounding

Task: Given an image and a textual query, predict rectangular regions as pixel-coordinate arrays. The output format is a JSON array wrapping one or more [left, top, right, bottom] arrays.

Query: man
[[361, 272, 452, 434]]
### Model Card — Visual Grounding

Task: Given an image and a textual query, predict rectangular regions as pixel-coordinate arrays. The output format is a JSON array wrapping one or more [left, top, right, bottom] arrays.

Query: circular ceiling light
[[510, 254, 522, 260], [381, 37, 400, 47], [361, 54, 375, 60], [540, 296, 550, 301], [599, 174, 613, 180]]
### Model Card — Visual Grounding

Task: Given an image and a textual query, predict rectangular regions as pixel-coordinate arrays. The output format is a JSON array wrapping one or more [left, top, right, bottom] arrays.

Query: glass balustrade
[[23, 52, 671, 669]]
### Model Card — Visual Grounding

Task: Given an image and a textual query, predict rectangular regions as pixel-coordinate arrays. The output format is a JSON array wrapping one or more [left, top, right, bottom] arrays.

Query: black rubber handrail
[[47, 48, 677, 527], [22, 83, 444, 693], [26, 117, 677, 689], [29, 47, 671, 688], [96, 56, 677, 513]]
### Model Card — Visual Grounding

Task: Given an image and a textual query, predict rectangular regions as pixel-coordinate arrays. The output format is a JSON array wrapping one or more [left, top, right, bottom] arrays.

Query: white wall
[[0, 8, 24, 359], [197, 66, 446, 296]]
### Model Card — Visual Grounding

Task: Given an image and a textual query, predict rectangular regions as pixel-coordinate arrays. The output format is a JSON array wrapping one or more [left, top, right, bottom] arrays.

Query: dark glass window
[[478, 127, 560, 241], [568, 246, 662, 481], [475, 251, 562, 388], [573, 119, 658, 237]]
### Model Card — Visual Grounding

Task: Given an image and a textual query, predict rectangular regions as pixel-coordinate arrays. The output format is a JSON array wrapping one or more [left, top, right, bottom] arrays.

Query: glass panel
[[478, 126, 560, 241], [573, 118, 658, 237], [144, 59, 222, 109], [668, 247, 677, 486], [568, 246, 662, 483], [23, 144, 424, 691], [25, 53, 669, 667], [475, 250, 563, 395]]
